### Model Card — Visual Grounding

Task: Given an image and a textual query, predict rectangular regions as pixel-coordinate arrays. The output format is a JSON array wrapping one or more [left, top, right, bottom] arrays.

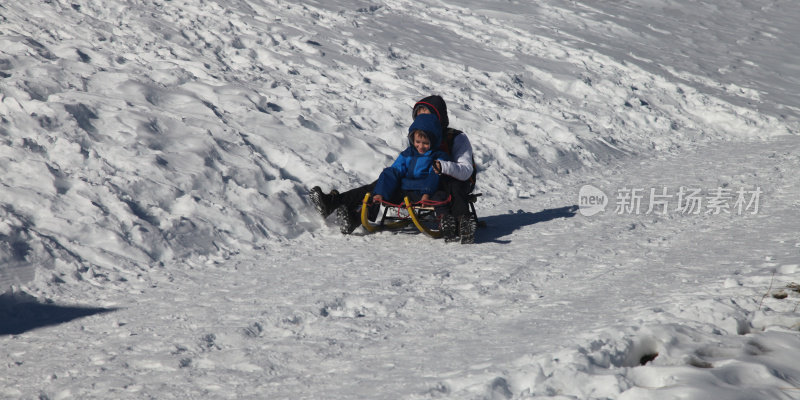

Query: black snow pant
[[440, 176, 473, 218], [334, 181, 377, 213]]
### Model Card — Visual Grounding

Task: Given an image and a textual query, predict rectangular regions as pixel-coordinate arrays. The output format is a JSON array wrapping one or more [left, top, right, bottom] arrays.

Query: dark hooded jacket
[[374, 113, 449, 199]]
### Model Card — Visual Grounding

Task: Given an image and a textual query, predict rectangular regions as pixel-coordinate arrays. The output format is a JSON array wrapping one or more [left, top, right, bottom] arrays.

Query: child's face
[[413, 132, 431, 154]]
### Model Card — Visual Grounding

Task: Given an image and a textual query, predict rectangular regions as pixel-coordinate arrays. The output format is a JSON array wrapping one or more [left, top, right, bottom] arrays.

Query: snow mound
[[437, 262, 800, 399]]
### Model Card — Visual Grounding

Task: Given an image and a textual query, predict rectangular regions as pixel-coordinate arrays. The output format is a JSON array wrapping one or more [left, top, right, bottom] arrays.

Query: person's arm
[[419, 152, 446, 195], [389, 150, 409, 176], [401, 152, 444, 195], [438, 134, 473, 181]]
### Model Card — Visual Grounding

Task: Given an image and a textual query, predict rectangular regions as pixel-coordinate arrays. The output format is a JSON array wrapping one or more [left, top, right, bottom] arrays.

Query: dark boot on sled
[[335, 205, 358, 234], [309, 186, 339, 218], [459, 214, 477, 244], [440, 214, 459, 243]]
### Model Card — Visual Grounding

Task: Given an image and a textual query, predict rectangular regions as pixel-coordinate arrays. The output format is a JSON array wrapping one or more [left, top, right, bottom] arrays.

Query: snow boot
[[441, 214, 458, 242], [335, 205, 358, 234], [309, 186, 338, 218], [459, 214, 477, 244]]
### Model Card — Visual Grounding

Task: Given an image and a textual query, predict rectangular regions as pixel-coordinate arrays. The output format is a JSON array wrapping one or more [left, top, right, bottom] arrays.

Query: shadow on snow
[[478, 205, 579, 244], [0, 293, 117, 336]]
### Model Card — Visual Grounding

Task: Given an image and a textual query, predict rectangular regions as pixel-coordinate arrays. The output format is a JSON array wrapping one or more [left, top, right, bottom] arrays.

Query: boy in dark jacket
[[372, 113, 449, 205]]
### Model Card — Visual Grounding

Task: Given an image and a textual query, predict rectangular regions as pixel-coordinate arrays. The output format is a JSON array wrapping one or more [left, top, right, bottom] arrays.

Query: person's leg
[[309, 186, 339, 218], [334, 181, 377, 234], [442, 177, 472, 219], [459, 212, 477, 244], [337, 181, 377, 213], [440, 177, 476, 243], [430, 188, 459, 242], [456, 181, 477, 243], [310, 181, 376, 219]]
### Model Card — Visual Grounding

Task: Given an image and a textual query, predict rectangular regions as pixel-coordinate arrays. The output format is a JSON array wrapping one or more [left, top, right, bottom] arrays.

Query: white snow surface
[[2, 0, 800, 399]]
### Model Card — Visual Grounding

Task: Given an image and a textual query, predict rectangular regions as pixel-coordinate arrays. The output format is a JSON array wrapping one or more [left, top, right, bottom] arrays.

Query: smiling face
[[412, 131, 431, 154]]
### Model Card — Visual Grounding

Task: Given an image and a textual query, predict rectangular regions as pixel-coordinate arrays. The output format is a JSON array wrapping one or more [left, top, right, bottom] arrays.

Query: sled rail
[[360, 192, 482, 238], [360, 193, 447, 237]]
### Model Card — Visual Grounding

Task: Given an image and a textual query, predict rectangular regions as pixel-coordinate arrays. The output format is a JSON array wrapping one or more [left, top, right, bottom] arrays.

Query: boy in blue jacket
[[371, 113, 449, 205]]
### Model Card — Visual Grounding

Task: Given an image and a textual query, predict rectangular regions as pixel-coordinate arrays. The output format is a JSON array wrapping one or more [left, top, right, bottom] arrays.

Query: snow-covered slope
[[1, 0, 795, 287], [1, 0, 799, 399]]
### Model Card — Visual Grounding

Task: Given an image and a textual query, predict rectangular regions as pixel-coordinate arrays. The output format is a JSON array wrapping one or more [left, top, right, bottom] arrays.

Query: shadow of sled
[[478, 205, 579, 243], [0, 292, 117, 336]]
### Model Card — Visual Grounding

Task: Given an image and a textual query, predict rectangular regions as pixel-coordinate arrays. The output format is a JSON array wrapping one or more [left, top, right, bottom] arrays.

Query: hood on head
[[413, 95, 449, 131], [408, 113, 443, 151]]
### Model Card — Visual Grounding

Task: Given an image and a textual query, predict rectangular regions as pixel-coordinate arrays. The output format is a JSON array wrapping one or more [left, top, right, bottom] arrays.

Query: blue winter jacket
[[374, 113, 449, 199]]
